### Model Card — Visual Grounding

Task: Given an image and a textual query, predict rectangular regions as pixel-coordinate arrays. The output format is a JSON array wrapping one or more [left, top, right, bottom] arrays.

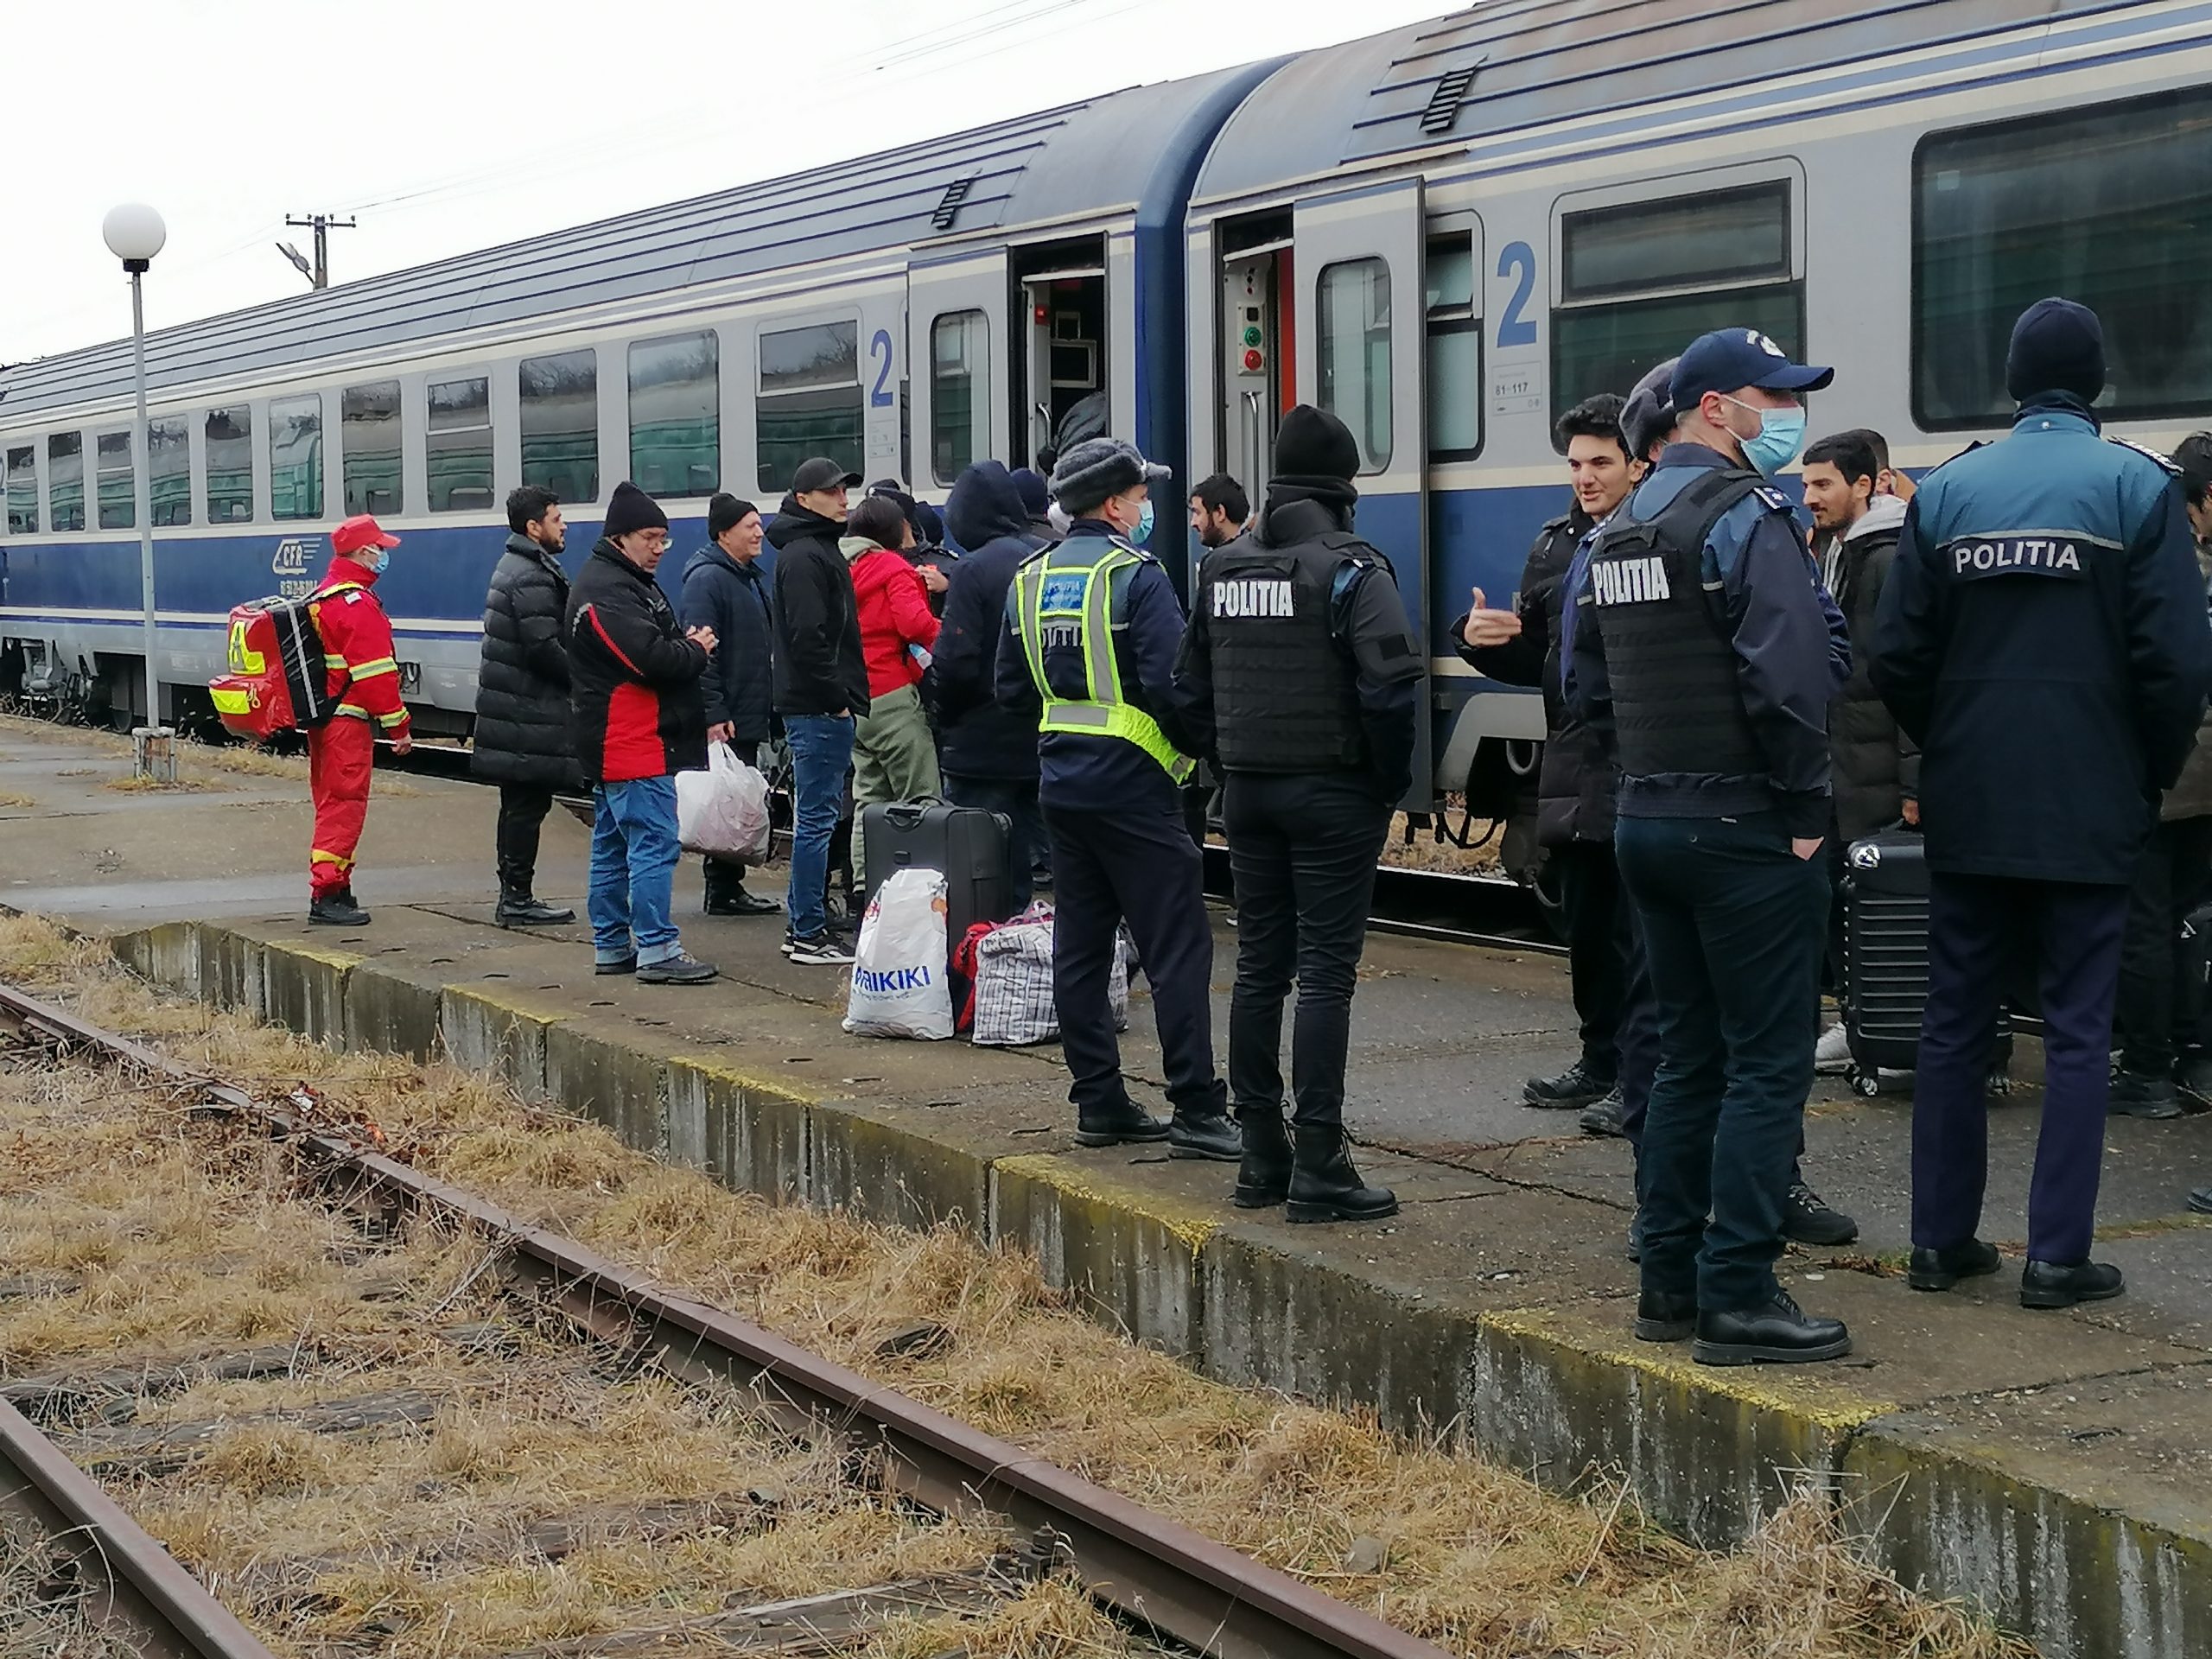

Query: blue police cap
[[1669, 328, 1834, 409]]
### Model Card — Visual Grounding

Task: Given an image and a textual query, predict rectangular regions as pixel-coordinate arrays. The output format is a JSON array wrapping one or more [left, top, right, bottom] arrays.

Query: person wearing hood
[[1174, 405, 1421, 1223], [304, 513, 413, 927], [682, 493, 778, 916], [474, 486, 579, 928], [564, 482, 719, 985], [938, 460, 1047, 907], [1009, 467, 1056, 542], [997, 435, 1238, 1163], [1874, 297, 2212, 1311], [842, 494, 945, 880], [769, 457, 871, 964]]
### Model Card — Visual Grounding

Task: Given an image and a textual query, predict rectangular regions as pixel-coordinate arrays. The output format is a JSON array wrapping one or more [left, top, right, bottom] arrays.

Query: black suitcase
[[861, 802, 1014, 955], [1840, 829, 2012, 1096]]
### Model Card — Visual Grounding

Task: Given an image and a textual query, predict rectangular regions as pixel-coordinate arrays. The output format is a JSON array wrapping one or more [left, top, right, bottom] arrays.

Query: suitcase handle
[[883, 804, 929, 830]]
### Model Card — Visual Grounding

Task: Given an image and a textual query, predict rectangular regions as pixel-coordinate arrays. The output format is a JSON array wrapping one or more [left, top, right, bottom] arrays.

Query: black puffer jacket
[[936, 461, 1044, 781], [768, 500, 870, 717], [2162, 544, 2212, 823], [1826, 496, 1920, 843], [473, 531, 578, 789], [1449, 506, 1612, 845], [680, 543, 774, 748]]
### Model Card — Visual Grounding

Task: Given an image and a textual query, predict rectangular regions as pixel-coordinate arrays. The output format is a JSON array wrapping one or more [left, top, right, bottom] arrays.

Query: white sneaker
[[1815, 1023, 1853, 1075]]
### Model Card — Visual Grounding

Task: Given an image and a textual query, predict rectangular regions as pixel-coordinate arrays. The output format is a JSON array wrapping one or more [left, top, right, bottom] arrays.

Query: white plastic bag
[[969, 905, 1128, 1046], [843, 868, 954, 1040], [677, 741, 772, 861]]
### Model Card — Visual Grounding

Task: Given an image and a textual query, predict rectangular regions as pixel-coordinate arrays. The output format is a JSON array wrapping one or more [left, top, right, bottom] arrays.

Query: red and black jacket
[[564, 538, 710, 785]]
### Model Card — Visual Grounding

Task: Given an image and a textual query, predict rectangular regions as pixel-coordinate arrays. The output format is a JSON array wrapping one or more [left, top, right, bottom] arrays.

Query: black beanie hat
[[604, 480, 669, 539], [707, 493, 757, 539], [1274, 404, 1361, 482], [2006, 297, 2107, 405]]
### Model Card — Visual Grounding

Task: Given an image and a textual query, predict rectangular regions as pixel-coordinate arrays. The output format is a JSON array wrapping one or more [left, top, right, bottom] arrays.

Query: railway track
[[0, 977, 1447, 1659]]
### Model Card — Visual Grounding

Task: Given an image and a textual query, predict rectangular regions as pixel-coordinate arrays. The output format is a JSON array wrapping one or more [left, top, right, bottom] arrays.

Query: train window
[[756, 319, 861, 493], [95, 432, 135, 531], [48, 434, 84, 532], [5, 446, 35, 536], [428, 377, 493, 512], [628, 331, 719, 498], [1552, 181, 1802, 427], [148, 419, 190, 526], [1915, 86, 2212, 429], [205, 408, 253, 522], [269, 394, 324, 522], [343, 381, 403, 516], [1426, 234, 1481, 461], [930, 311, 988, 486], [520, 350, 599, 504], [1317, 259, 1392, 474]]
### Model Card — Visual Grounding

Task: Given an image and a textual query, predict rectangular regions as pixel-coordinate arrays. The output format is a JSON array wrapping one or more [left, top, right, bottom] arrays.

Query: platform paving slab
[[5, 717, 2210, 1657]]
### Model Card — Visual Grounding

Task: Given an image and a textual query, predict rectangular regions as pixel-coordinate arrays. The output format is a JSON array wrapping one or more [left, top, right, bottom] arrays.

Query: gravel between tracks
[[0, 913, 2031, 1659]]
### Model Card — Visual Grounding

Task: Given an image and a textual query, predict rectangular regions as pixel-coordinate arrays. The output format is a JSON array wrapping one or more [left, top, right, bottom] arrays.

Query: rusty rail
[[0, 979, 1452, 1659]]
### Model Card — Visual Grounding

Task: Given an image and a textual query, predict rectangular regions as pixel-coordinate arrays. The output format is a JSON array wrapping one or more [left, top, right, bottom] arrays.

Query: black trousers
[[1223, 772, 1390, 1131], [1045, 800, 1225, 1123], [2117, 816, 2212, 1077], [1553, 839, 1628, 1081], [496, 784, 555, 894]]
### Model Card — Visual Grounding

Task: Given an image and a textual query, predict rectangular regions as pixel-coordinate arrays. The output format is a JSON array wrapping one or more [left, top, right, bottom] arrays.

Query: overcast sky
[[3, 0, 1451, 366]]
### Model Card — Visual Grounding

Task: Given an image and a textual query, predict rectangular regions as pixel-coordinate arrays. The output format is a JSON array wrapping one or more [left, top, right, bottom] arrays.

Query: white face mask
[[1046, 504, 1072, 537]]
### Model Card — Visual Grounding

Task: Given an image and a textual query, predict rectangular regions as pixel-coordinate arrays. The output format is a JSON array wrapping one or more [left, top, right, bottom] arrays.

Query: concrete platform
[[2, 717, 2207, 1657]]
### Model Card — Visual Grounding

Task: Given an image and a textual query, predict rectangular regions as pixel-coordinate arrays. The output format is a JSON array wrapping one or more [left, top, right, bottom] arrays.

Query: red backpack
[[207, 587, 357, 741]]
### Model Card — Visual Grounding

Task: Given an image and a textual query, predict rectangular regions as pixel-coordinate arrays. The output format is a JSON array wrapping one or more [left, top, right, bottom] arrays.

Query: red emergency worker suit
[[308, 534, 411, 899]]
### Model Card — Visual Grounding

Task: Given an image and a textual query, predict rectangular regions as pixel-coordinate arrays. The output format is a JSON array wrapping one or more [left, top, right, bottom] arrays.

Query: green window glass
[[48, 433, 84, 531], [428, 377, 493, 512], [205, 407, 253, 523], [96, 431, 135, 531], [5, 445, 35, 536], [343, 381, 402, 515], [1317, 259, 1392, 473], [1425, 233, 1481, 461], [269, 394, 323, 521], [931, 311, 988, 486], [148, 419, 190, 526], [628, 333, 718, 499], [520, 350, 599, 504], [756, 321, 861, 493]]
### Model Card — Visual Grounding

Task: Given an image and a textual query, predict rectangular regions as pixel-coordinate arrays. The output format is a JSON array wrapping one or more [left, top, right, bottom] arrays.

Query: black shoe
[[1167, 1109, 1243, 1163], [637, 951, 718, 985], [1523, 1059, 1613, 1109], [705, 888, 780, 917], [786, 931, 855, 966], [1634, 1287, 1696, 1342], [497, 892, 575, 926], [2191, 1185, 2212, 1216], [1231, 1107, 1293, 1208], [1286, 1127, 1397, 1224], [1908, 1237, 2001, 1292], [1579, 1088, 1626, 1138], [2110, 1069, 2183, 1120], [2019, 1258, 2125, 1310], [1074, 1105, 1170, 1147], [308, 893, 369, 927], [1692, 1292, 1851, 1366], [594, 956, 638, 976], [1782, 1182, 1859, 1247]]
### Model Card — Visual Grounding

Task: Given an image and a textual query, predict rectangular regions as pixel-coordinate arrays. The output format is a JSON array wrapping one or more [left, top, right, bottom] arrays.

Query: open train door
[[1293, 176, 1429, 809], [906, 247, 1011, 507]]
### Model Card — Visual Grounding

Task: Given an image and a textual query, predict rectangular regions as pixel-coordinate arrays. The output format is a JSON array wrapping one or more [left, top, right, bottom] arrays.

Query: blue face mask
[[1727, 398, 1808, 478], [1133, 499, 1155, 545], [360, 549, 389, 576]]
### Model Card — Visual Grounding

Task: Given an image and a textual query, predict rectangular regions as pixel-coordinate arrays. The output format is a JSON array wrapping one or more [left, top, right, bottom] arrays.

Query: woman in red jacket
[[842, 494, 945, 879]]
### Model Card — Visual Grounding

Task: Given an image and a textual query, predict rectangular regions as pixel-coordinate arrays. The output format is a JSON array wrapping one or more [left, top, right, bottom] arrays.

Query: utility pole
[[277, 213, 357, 289]]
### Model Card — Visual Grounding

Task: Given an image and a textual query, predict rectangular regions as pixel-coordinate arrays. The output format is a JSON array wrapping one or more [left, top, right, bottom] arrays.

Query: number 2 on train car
[[869, 329, 897, 409], [1497, 243, 1538, 349]]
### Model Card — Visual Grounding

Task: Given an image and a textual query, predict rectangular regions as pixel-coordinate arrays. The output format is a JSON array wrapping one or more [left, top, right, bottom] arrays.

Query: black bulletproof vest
[[1588, 469, 1767, 780], [1204, 534, 1365, 772]]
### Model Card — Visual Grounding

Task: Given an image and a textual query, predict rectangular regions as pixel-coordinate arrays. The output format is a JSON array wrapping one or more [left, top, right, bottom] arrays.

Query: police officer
[[1174, 406, 1420, 1223], [995, 436, 1241, 1160], [1569, 327, 1848, 1366], [1872, 298, 2212, 1309]]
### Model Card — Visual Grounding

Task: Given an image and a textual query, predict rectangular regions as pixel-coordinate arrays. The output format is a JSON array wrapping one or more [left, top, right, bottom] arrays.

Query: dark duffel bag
[[1840, 829, 2012, 1096], [861, 802, 1014, 958]]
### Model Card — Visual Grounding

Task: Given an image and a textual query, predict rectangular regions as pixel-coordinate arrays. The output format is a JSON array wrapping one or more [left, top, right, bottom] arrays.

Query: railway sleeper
[[62, 1384, 443, 1478]]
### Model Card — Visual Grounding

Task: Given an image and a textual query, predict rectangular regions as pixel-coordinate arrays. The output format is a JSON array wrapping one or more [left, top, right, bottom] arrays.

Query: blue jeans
[[784, 715, 855, 937], [589, 777, 682, 967], [1616, 812, 1828, 1312]]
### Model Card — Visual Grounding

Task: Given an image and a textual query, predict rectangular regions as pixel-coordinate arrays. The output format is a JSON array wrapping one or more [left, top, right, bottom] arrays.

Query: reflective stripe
[[376, 710, 410, 728], [323, 653, 349, 671], [334, 703, 370, 721], [1013, 542, 1194, 785], [349, 658, 398, 679], [209, 687, 253, 715]]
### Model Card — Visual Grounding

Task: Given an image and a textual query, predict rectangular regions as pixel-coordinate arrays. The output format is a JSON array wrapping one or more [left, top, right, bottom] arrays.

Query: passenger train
[[3, 0, 2207, 817]]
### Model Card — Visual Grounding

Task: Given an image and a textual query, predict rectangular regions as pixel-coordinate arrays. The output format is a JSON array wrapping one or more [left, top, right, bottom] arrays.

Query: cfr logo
[[272, 537, 317, 599]]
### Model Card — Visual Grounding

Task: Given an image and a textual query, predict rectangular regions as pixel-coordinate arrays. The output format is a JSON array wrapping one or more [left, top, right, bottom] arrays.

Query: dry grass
[[99, 775, 235, 794], [0, 912, 2036, 1659], [0, 792, 35, 810]]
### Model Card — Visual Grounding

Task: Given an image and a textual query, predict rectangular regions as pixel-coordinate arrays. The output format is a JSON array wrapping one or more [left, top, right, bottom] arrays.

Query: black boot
[[497, 887, 575, 926], [704, 860, 779, 917], [1168, 1108, 1243, 1162], [308, 890, 369, 927], [2019, 1259, 2125, 1310], [1286, 1127, 1397, 1224], [1074, 1103, 1170, 1147], [1907, 1237, 2001, 1293], [1231, 1107, 1293, 1208]]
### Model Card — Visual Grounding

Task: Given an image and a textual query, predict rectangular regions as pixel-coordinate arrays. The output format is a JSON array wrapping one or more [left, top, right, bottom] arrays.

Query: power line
[[279, 213, 358, 289]]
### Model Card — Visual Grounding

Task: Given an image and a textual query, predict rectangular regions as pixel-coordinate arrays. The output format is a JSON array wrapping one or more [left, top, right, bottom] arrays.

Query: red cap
[[332, 514, 400, 557]]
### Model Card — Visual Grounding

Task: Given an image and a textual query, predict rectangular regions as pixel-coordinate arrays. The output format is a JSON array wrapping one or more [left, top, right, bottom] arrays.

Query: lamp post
[[101, 203, 168, 780]]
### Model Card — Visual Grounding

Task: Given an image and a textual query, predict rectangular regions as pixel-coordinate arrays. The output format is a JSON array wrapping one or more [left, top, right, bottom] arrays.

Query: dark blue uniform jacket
[[1566, 442, 1845, 837], [1871, 399, 2212, 886]]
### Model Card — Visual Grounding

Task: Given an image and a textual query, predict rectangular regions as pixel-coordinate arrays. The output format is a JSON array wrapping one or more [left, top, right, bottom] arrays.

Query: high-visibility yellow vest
[[1013, 537, 1195, 785]]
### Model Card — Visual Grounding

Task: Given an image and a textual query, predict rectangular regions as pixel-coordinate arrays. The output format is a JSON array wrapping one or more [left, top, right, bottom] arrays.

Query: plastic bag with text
[[842, 868, 955, 1040]]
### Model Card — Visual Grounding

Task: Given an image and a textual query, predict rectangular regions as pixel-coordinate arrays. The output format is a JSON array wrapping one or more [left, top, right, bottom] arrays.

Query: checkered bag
[[966, 904, 1128, 1046]]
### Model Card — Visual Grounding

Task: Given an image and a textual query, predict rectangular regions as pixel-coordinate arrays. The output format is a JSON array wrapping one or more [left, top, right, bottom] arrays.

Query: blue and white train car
[[3, 0, 2207, 812]]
